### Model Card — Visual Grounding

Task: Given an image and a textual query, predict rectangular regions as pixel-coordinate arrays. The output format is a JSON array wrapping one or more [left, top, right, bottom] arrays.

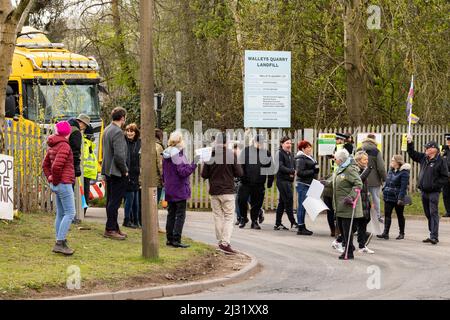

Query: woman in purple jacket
[[162, 131, 197, 248]]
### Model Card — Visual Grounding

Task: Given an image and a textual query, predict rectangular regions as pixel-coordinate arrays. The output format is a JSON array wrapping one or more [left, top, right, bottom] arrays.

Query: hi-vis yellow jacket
[[83, 136, 98, 180]]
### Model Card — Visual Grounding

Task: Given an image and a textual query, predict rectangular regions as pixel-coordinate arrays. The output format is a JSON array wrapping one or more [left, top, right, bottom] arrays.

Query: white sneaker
[[332, 240, 344, 253], [358, 246, 375, 254]]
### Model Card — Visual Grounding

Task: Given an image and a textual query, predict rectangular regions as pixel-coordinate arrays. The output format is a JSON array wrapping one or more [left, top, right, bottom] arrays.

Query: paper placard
[[195, 147, 212, 163], [0, 154, 14, 220], [302, 197, 329, 222], [306, 179, 324, 199], [401, 134, 408, 152], [367, 208, 383, 235]]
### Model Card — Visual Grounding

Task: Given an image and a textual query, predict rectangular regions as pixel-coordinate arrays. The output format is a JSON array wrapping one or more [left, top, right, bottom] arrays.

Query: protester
[[324, 132, 353, 238], [42, 121, 76, 255], [101, 107, 128, 240], [82, 124, 97, 216], [295, 140, 318, 235], [332, 149, 363, 260], [68, 114, 91, 223], [358, 133, 387, 223], [201, 133, 243, 254], [155, 128, 165, 203], [238, 134, 274, 230], [233, 143, 243, 225], [442, 133, 450, 217], [322, 179, 337, 237], [407, 135, 449, 245], [162, 131, 198, 248], [274, 136, 298, 230], [68, 114, 91, 178], [377, 155, 411, 240], [354, 151, 374, 254], [345, 133, 355, 154], [336, 133, 354, 155], [123, 123, 141, 228]]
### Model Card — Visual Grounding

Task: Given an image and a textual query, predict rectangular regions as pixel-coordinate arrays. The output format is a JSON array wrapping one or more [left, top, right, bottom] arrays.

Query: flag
[[409, 113, 419, 124], [406, 76, 414, 119]]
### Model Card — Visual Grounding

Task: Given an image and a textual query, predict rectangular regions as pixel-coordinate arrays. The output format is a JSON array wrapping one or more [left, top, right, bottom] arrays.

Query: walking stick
[[345, 188, 361, 260]]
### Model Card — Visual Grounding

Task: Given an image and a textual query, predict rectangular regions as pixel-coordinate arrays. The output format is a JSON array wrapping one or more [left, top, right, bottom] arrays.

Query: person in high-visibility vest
[[83, 125, 98, 216]]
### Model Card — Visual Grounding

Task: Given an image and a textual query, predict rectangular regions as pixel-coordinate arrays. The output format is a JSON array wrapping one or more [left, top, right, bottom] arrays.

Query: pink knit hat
[[55, 121, 71, 136]]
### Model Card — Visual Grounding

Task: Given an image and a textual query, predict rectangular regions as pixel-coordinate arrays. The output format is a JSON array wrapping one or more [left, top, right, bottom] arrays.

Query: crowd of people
[[42, 109, 450, 259]]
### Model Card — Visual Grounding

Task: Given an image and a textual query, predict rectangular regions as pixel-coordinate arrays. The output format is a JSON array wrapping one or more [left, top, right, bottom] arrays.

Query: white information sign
[[244, 50, 291, 128], [0, 154, 14, 220], [318, 133, 336, 156]]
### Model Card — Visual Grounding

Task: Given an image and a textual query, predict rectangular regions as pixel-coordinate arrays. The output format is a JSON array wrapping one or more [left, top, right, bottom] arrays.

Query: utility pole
[[140, 0, 159, 258]]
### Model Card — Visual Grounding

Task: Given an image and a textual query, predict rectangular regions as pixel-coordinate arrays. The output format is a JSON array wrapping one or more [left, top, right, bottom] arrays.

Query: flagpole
[[407, 75, 414, 136]]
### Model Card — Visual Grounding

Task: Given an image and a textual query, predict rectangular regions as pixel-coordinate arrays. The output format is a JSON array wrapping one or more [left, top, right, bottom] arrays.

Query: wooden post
[[140, 0, 159, 258]]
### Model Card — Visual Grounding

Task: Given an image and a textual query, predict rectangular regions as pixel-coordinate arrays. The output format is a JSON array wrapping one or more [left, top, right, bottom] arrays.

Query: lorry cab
[[6, 26, 104, 172]]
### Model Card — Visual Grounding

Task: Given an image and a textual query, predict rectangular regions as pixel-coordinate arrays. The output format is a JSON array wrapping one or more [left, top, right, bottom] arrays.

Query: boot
[[376, 217, 391, 239], [297, 224, 313, 236], [251, 221, 261, 230], [396, 233, 405, 240], [52, 240, 74, 255], [123, 218, 131, 228]]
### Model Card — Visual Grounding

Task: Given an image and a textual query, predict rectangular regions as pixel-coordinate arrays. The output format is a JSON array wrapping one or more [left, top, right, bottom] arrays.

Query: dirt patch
[[4, 251, 251, 300]]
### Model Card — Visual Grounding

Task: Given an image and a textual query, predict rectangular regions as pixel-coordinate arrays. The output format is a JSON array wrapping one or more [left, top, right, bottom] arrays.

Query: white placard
[[244, 50, 291, 128], [195, 147, 212, 163], [302, 197, 328, 222], [367, 207, 383, 235], [306, 179, 324, 199], [0, 154, 14, 220]]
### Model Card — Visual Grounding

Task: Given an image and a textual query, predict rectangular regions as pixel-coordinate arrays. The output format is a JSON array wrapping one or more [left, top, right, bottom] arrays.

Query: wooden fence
[[3, 122, 53, 213], [2, 122, 449, 213], [184, 123, 450, 210]]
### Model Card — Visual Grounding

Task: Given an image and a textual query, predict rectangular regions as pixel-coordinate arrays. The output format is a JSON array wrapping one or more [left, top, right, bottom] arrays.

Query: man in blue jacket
[[407, 135, 449, 244]]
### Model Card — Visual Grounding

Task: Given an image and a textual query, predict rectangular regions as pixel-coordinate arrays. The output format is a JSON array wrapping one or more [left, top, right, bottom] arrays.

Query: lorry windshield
[[24, 82, 101, 123]]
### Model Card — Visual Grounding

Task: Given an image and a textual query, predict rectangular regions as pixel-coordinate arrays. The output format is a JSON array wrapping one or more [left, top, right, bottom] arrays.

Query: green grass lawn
[[391, 192, 447, 216], [0, 213, 214, 298]]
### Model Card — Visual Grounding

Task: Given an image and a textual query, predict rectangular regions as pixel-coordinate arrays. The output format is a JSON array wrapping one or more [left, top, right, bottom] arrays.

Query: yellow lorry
[[5, 26, 104, 174]]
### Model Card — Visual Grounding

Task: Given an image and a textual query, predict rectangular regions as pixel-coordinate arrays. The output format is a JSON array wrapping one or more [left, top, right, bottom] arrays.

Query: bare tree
[[0, 0, 36, 151], [343, 0, 367, 125]]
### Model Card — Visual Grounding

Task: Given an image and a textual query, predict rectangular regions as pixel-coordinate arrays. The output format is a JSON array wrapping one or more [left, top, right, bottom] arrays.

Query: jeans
[[83, 177, 91, 215], [235, 184, 242, 222], [356, 217, 369, 249], [166, 200, 187, 243], [296, 183, 309, 225], [421, 192, 440, 240], [384, 201, 405, 234], [369, 186, 382, 219], [51, 183, 76, 241], [124, 191, 140, 225], [338, 217, 355, 257], [105, 175, 128, 231], [323, 195, 336, 234], [443, 182, 450, 215], [211, 194, 235, 246], [238, 183, 265, 223], [276, 180, 296, 226]]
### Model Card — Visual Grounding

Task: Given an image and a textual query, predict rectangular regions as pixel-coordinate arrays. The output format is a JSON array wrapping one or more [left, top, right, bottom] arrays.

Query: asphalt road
[[87, 208, 450, 300]]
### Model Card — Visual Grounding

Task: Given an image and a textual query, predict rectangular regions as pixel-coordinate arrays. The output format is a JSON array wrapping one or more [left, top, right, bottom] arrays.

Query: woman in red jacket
[[42, 121, 76, 255]]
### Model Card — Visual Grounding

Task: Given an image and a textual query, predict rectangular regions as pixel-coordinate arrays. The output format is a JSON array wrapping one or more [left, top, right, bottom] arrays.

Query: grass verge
[[0, 212, 215, 299]]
